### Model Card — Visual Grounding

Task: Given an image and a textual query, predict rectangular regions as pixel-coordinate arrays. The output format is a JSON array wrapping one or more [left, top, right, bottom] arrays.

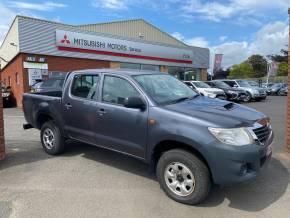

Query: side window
[[224, 81, 235, 87], [71, 75, 99, 99], [102, 76, 139, 106]]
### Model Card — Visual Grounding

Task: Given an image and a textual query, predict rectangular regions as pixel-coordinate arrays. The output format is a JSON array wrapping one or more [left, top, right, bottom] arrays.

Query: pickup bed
[[23, 69, 273, 205]]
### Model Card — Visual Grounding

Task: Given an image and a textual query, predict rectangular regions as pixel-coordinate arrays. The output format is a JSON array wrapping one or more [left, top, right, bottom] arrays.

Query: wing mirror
[[233, 84, 238, 88], [124, 96, 146, 110]]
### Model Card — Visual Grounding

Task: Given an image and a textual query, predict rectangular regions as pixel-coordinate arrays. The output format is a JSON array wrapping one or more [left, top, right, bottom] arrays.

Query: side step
[[23, 123, 34, 130]]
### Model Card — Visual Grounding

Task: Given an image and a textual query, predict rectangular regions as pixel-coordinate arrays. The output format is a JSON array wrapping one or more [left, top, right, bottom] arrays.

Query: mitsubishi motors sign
[[56, 30, 193, 64]]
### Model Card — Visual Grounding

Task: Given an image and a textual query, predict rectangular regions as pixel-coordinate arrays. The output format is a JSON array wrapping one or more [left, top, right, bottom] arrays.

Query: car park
[[23, 69, 273, 205], [205, 80, 248, 102], [269, 83, 288, 96], [184, 80, 226, 99], [220, 79, 267, 101]]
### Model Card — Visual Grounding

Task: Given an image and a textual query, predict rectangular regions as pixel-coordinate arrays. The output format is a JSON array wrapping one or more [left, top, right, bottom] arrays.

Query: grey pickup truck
[[23, 69, 273, 205]]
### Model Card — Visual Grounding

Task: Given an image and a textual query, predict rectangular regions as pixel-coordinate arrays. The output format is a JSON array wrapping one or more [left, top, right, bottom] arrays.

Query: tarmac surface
[[0, 95, 289, 218]]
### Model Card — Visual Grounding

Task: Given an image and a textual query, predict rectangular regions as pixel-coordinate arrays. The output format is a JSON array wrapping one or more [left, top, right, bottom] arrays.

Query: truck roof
[[72, 68, 162, 76]]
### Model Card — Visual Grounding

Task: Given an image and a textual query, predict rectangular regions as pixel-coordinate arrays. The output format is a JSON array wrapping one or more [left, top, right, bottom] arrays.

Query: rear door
[[95, 74, 148, 158], [63, 73, 99, 144]]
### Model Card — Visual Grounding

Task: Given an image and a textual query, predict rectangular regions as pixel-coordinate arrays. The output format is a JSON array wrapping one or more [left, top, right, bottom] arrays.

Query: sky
[[0, 0, 289, 72]]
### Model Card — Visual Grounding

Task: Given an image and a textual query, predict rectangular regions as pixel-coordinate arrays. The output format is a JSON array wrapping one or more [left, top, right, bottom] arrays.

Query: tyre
[[156, 149, 211, 205], [40, 121, 65, 155], [243, 92, 251, 102], [278, 90, 284, 96]]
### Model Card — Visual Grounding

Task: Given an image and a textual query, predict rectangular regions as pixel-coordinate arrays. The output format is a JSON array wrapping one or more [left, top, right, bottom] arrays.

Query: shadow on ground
[[65, 141, 290, 212], [1, 140, 289, 212]]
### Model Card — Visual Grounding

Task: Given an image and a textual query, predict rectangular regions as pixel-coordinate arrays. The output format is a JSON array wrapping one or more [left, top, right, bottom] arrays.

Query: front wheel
[[40, 121, 65, 155], [156, 149, 211, 205], [243, 92, 251, 102]]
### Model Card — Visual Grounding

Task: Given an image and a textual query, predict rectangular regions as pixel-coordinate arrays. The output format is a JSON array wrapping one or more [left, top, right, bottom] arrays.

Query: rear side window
[[223, 81, 236, 87], [102, 76, 139, 106], [71, 75, 99, 99]]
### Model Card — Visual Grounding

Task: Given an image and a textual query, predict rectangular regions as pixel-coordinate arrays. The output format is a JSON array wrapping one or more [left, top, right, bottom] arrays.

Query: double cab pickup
[[23, 69, 273, 205]]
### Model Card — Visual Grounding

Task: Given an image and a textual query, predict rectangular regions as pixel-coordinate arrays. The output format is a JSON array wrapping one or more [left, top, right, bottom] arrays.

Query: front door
[[63, 74, 99, 144], [96, 74, 148, 158]]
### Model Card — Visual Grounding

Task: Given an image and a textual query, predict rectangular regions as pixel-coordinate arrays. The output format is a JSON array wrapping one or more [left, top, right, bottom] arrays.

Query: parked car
[[1, 85, 14, 107], [220, 79, 267, 101], [184, 80, 226, 99], [269, 83, 288, 96], [247, 80, 267, 94], [262, 83, 274, 95], [31, 77, 65, 93], [205, 80, 248, 102], [23, 69, 273, 205]]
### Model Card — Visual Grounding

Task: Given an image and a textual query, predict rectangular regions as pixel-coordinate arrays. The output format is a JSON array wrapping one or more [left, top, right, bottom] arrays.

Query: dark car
[[1, 84, 14, 107], [205, 80, 247, 102], [270, 83, 287, 96], [23, 69, 273, 205], [31, 77, 65, 93]]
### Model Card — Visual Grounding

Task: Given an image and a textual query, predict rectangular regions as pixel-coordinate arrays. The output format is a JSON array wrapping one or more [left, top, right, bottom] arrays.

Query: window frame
[[69, 74, 100, 101], [100, 74, 142, 107]]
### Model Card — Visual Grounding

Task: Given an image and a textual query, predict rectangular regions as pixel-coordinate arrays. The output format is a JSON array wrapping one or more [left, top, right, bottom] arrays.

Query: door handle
[[65, 103, 72, 109], [98, 108, 107, 116]]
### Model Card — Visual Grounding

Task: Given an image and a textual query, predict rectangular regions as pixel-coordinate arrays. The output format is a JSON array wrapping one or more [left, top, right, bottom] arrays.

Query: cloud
[[212, 21, 288, 70], [175, 0, 289, 24], [0, 3, 16, 46], [171, 32, 209, 47], [219, 36, 227, 42], [8, 1, 67, 11], [91, 0, 129, 10]]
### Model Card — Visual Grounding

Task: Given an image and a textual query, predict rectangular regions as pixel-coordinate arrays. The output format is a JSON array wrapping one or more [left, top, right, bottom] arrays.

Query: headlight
[[228, 90, 236, 94], [208, 127, 254, 146]]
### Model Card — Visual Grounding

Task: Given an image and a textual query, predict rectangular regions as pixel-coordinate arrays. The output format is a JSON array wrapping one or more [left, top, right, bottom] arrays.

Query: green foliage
[[267, 48, 288, 62], [228, 62, 254, 79], [246, 55, 268, 78], [277, 62, 288, 76]]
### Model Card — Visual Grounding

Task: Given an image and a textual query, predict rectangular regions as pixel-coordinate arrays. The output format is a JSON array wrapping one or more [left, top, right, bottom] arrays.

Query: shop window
[[71, 75, 99, 99], [120, 62, 141, 70], [141, 64, 159, 71], [15, 73, 19, 85], [168, 66, 185, 80]]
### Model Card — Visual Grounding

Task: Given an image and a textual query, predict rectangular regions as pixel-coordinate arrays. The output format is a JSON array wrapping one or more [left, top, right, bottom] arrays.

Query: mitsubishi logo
[[60, 34, 70, 44]]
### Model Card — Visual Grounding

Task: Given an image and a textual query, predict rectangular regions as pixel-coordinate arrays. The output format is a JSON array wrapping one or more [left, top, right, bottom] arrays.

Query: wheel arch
[[150, 140, 212, 179]]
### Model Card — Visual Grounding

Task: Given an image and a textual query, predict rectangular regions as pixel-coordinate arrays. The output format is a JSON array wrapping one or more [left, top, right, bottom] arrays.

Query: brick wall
[[1, 53, 110, 107], [0, 74, 5, 160], [286, 8, 290, 153]]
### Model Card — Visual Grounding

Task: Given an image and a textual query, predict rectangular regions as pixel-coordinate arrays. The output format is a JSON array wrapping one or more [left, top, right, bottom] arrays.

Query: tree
[[267, 47, 288, 63], [228, 62, 254, 79], [277, 62, 288, 76], [246, 55, 267, 78]]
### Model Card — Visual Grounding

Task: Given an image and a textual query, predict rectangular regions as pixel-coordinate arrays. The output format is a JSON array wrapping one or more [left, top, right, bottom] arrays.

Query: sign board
[[23, 62, 48, 69], [28, 69, 42, 85], [56, 30, 193, 64]]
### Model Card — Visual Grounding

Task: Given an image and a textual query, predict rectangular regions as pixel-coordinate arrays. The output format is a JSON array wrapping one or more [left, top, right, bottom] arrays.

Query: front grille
[[253, 125, 271, 143]]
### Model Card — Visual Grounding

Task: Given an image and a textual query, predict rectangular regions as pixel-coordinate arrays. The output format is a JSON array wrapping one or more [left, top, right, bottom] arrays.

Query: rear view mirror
[[124, 96, 146, 110]]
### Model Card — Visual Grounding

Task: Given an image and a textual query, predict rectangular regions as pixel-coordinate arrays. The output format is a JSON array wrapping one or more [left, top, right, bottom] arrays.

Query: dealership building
[[0, 16, 209, 107]]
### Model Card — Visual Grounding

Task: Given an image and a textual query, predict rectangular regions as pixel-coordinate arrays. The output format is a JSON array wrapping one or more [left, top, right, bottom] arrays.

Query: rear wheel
[[40, 121, 65, 155], [156, 149, 211, 205]]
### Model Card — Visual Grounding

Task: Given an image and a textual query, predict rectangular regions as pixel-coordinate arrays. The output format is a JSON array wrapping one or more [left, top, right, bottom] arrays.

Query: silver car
[[220, 79, 267, 101]]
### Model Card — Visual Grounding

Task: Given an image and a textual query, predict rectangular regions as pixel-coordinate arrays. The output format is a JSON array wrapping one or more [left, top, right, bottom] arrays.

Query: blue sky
[[0, 0, 289, 70]]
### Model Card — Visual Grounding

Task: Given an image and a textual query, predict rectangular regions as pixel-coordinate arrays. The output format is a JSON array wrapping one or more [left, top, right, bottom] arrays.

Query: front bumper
[[205, 132, 273, 186]]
